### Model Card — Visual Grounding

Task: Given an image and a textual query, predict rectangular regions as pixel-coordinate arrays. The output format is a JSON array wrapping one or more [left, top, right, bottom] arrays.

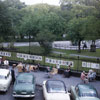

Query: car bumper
[[13, 94, 35, 98], [0, 88, 7, 92]]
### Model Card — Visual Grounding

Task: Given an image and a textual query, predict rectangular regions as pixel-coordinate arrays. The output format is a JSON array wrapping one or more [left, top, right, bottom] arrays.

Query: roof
[[17, 73, 34, 82], [0, 69, 10, 76], [46, 80, 66, 93]]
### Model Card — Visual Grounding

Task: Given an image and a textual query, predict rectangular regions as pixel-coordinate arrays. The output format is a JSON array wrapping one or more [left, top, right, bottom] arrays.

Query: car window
[[47, 81, 66, 93], [78, 84, 98, 97], [17, 79, 32, 84], [80, 92, 98, 97]]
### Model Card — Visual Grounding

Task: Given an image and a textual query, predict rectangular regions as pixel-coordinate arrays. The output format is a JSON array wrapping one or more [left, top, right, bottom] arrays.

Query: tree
[[19, 4, 66, 55], [35, 30, 56, 55], [82, 16, 100, 51], [3, 0, 26, 40], [67, 18, 86, 52], [0, 0, 12, 42], [60, 0, 100, 52]]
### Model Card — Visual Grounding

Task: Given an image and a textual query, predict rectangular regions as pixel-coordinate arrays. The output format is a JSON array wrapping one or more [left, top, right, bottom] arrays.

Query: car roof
[[47, 80, 65, 84], [46, 80, 65, 88], [78, 84, 96, 94], [46, 80, 66, 93], [17, 73, 34, 81], [0, 69, 10, 76]]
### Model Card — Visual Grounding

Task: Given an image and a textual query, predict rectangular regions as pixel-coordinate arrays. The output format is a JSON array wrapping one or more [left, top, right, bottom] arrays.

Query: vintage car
[[42, 80, 70, 100], [70, 83, 100, 100], [0, 69, 12, 92], [13, 73, 35, 98]]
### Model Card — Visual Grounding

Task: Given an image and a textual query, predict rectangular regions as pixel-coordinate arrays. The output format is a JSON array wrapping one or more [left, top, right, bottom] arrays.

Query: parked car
[[42, 80, 70, 100], [13, 73, 35, 98], [0, 69, 12, 92], [70, 83, 100, 100]]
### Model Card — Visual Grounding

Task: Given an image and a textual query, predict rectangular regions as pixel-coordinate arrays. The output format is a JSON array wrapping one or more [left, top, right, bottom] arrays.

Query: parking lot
[[0, 68, 100, 100]]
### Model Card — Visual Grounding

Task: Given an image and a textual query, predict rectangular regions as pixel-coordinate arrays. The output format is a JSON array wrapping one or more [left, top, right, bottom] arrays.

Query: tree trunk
[[78, 40, 81, 53], [90, 40, 96, 52]]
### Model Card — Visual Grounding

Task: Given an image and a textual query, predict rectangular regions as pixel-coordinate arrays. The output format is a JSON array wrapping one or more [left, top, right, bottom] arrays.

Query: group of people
[[81, 69, 96, 83], [46, 64, 72, 78], [0, 57, 97, 84], [46, 66, 58, 78], [11, 62, 40, 84], [16, 62, 40, 73]]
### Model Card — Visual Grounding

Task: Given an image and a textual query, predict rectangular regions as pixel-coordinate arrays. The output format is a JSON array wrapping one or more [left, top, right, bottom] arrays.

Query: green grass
[[15, 46, 100, 60], [16, 46, 45, 55], [53, 48, 100, 57]]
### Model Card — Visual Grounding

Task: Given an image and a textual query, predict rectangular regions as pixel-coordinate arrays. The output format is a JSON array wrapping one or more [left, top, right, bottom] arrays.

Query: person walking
[[11, 66, 15, 84]]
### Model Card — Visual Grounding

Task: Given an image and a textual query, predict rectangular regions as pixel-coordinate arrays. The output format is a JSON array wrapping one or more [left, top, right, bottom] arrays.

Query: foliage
[[19, 4, 66, 55], [60, 0, 100, 52], [0, 0, 12, 41], [3, 0, 26, 39], [0, 0, 100, 54]]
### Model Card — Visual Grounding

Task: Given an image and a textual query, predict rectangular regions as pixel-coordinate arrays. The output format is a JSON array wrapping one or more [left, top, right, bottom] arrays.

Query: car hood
[[0, 79, 7, 85], [46, 93, 70, 100], [14, 84, 35, 93], [79, 97, 100, 100]]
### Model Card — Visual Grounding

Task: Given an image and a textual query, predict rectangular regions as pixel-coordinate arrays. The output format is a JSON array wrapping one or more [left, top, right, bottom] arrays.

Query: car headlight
[[32, 91, 34, 94]]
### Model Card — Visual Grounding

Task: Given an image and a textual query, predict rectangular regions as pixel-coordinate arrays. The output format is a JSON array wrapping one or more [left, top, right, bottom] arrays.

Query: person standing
[[64, 65, 71, 78], [37, 63, 40, 71], [81, 71, 88, 83], [11, 66, 15, 84]]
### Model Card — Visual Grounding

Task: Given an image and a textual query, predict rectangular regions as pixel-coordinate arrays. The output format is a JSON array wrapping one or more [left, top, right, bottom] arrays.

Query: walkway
[[70, 54, 100, 59], [33, 71, 100, 97]]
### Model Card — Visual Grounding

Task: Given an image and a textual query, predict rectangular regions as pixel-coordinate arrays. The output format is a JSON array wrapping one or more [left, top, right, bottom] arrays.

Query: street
[[0, 85, 44, 100], [0, 70, 100, 100]]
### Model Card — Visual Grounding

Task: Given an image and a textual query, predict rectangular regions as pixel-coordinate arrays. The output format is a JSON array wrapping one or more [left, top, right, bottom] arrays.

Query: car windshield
[[47, 81, 66, 93], [17, 80, 32, 84], [0, 75, 6, 79], [80, 92, 97, 97]]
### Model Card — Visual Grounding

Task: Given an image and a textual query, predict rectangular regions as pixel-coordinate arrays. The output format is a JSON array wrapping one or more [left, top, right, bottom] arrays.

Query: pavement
[[32, 71, 100, 96], [70, 54, 100, 59], [8, 66, 100, 98]]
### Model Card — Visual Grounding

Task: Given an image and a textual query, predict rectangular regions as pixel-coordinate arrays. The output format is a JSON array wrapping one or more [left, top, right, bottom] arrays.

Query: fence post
[[77, 56, 79, 72], [97, 58, 99, 75], [43, 56, 45, 66]]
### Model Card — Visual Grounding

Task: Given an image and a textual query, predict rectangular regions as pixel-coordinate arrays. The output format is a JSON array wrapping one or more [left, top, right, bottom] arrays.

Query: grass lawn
[[16, 46, 45, 55], [15, 46, 100, 58], [53, 48, 100, 57]]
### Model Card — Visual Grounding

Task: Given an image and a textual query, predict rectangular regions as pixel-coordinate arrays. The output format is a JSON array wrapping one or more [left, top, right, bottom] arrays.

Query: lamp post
[[29, 32, 30, 54], [28, 32, 31, 64]]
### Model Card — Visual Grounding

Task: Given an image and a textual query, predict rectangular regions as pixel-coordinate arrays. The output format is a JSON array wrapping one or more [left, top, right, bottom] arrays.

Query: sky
[[20, 0, 60, 6]]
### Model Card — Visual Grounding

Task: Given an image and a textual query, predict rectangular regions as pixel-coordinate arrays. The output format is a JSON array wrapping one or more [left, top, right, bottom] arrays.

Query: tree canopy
[[60, 0, 100, 52], [0, 0, 100, 53]]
